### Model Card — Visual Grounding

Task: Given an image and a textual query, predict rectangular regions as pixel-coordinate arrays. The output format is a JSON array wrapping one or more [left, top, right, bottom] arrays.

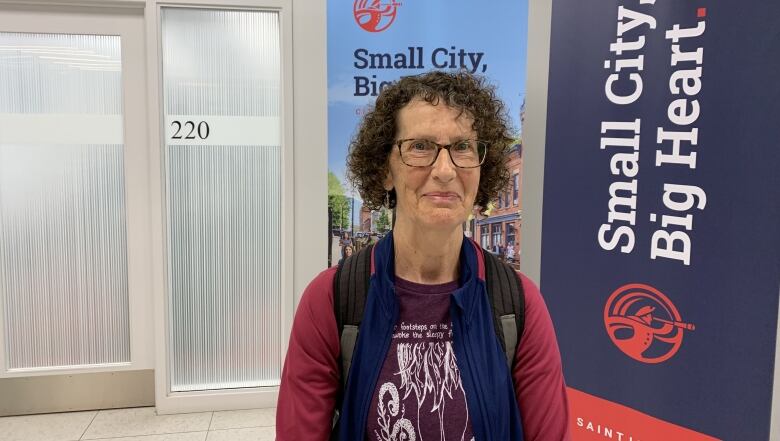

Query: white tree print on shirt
[[381, 341, 470, 441]]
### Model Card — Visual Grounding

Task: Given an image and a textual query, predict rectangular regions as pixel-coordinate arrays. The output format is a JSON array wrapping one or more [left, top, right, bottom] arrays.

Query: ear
[[382, 165, 394, 191]]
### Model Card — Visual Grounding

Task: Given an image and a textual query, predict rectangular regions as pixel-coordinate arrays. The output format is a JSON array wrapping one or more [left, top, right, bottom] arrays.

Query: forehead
[[395, 98, 475, 137]]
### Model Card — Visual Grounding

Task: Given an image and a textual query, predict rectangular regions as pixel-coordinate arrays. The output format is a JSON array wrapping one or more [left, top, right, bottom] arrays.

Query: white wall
[[291, 0, 327, 308], [520, 0, 552, 285]]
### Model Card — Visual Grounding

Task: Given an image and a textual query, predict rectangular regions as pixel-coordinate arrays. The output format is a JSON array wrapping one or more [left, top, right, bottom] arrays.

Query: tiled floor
[[0, 407, 276, 441]]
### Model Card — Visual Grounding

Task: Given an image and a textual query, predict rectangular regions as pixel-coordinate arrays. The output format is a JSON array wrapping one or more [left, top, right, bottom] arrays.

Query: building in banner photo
[[467, 142, 523, 269]]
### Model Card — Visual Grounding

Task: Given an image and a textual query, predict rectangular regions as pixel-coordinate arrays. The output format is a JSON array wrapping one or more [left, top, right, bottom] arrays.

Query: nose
[[430, 147, 457, 182]]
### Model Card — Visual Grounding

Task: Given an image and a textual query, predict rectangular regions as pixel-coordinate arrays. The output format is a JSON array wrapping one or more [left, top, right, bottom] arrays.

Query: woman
[[277, 71, 569, 440], [338, 244, 354, 265]]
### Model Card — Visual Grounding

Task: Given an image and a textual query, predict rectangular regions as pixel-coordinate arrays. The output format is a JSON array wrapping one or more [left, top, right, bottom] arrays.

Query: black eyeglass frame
[[394, 138, 489, 169]]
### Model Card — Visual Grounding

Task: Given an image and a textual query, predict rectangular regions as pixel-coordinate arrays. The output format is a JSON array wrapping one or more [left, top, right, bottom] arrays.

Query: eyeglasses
[[395, 138, 488, 168]]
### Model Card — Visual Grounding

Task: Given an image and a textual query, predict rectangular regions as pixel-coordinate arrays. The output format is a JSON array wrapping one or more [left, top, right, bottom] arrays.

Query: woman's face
[[384, 99, 481, 232], [345, 246, 353, 257]]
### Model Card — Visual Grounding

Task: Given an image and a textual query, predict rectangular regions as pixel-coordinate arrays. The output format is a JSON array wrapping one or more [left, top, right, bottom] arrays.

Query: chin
[[417, 208, 467, 231]]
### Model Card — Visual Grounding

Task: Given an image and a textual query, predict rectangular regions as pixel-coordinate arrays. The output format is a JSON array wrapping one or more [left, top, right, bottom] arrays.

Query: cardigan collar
[[371, 230, 486, 325]]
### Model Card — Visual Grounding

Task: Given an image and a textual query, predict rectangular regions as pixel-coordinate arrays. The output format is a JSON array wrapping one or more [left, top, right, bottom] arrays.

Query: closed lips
[[425, 192, 460, 199]]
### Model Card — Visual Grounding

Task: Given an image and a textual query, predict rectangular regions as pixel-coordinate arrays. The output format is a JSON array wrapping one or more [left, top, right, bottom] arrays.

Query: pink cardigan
[[277, 267, 571, 441]]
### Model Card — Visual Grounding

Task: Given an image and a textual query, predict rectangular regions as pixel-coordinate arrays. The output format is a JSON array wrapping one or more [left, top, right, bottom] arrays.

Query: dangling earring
[[384, 191, 391, 207]]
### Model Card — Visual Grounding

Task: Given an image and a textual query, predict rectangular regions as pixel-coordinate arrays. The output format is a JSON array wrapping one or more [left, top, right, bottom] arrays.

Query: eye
[[452, 140, 473, 152], [409, 140, 430, 151]]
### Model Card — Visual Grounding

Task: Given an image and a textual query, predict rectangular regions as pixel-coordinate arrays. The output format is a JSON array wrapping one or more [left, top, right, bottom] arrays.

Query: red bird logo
[[604, 283, 695, 364], [353, 0, 402, 33]]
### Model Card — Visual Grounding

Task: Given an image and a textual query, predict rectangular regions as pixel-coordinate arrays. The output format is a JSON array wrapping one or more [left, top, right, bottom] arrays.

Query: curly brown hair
[[346, 70, 514, 213]]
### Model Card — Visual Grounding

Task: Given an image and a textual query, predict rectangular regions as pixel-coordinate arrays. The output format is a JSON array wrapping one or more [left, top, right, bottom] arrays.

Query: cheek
[[402, 170, 430, 193]]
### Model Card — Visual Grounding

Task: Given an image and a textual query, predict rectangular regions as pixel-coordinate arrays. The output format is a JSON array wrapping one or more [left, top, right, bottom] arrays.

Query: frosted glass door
[[161, 8, 282, 392], [0, 32, 130, 370]]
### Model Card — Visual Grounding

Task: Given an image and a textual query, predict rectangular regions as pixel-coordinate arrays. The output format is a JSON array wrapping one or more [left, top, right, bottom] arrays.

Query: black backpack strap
[[334, 243, 374, 340], [332, 244, 374, 431], [482, 248, 526, 370]]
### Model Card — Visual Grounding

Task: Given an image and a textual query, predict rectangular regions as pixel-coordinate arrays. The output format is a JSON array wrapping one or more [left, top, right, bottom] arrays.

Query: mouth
[[423, 192, 462, 203]]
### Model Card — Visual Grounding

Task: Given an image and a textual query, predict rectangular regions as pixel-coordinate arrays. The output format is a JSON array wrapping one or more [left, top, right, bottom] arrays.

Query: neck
[[391, 216, 463, 285]]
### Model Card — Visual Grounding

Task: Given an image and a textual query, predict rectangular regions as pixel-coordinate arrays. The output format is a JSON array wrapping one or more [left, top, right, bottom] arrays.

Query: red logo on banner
[[604, 284, 695, 363], [353, 0, 401, 33]]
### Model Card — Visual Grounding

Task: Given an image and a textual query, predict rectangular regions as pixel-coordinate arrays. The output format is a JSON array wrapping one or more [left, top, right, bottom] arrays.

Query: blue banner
[[327, 0, 528, 265], [541, 1, 780, 440]]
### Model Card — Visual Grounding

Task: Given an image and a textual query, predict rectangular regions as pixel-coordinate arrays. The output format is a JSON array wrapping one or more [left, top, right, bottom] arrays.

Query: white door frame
[[0, 0, 154, 379], [145, 0, 300, 414]]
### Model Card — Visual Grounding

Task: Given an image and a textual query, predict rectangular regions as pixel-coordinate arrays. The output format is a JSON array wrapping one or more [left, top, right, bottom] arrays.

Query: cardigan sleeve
[[513, 273, 572, 441], [276, 267, 341, 440]]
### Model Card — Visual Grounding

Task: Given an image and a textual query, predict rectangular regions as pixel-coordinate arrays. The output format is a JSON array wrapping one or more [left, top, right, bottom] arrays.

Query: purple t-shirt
[[365, 277, 474, 441]]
